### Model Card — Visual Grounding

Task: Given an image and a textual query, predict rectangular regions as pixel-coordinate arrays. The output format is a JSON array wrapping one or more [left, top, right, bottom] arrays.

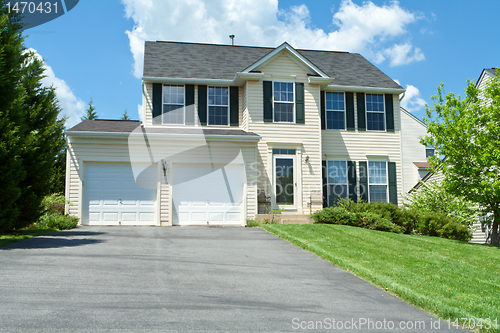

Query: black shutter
[[198, 85, 207, 126], [295, 82, 305, 124], [388, 162, 398, 205], [385, 94, 394, 132], [359, 161, 368, 202], [320, 91, 326, 129], [152, 83, 162, 125], [346, 92, 355, 131], [230, 86, 239, 126], [185, 84, 195, 125], [348, 161, 357, 202], [322, 160, 328, 208], [357, 93, 366, 131], [263, 81, 273, 122]]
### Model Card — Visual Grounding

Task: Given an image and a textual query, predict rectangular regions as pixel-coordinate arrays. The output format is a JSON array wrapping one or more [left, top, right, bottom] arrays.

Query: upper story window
[[327, 160, 348, 205], [366, 94, 385, 131], [426, 145, 435, 158], [273, 82, 294, 123], [163, 85, 185, 124], [208, 87, 229, 126], [368, 161, 388, 202], [326, 92, 345, 130]]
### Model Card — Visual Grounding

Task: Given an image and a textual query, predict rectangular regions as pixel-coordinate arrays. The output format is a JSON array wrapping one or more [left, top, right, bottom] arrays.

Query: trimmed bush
[[39, 214, 78, 230], [312, 198, 472, 241]]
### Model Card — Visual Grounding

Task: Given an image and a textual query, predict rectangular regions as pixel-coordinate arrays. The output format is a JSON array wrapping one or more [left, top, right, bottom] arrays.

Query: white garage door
[[83, 163, 157, 225], [173, 164, 243, 226]]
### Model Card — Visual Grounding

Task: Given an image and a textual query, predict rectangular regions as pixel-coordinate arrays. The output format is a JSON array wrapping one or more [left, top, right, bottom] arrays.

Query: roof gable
[[242, 42, 328, 78]]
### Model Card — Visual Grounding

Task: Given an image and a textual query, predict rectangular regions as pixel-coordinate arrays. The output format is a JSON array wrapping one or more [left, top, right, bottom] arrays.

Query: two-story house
[[66, 41, 427, 226]]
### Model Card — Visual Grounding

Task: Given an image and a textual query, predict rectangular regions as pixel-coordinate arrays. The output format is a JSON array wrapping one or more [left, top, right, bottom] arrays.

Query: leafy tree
[[0, 4, 66, 231], [81, 98, 97, 120], [121, 108, 130, 120], [423, 70, 500, 244]]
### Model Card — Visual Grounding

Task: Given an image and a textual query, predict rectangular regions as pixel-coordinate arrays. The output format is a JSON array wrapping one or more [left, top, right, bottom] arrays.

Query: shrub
[[313, 198, 471, 241], [39, 214, 78, 230], [41, 193, 67, 215], [312, 207, 356, 225], [404, 180, 477, 227]]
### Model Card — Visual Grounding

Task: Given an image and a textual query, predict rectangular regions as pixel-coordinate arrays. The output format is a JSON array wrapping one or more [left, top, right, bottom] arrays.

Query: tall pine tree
[[0, 4, 66, 231]]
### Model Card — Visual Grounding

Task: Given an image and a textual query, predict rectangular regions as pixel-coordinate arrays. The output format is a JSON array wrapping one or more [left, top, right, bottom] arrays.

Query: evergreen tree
[[0, 4, 66, 231], [121, 108, 130, 120], [81, 98, 97, 120], [0, 6, 29, 231]]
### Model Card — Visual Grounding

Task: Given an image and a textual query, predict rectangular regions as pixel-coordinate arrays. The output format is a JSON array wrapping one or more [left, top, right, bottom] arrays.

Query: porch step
[[254, 214, 313, 224]]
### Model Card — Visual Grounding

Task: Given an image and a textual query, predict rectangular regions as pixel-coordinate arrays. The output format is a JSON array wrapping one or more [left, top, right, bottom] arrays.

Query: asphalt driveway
[[0, 227, 460, 332]]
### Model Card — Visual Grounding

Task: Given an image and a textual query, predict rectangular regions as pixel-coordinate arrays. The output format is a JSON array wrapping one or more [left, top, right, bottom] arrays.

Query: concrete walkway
[[0, 227, 461, 332]]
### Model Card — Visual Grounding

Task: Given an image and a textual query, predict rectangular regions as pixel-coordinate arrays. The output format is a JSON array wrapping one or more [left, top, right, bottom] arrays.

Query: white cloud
[[28, 48, 85, 128], [137, 103, 143, 122], [121, 0, 424, 78], [382, 43, 425, 66], [399, 83, 426, 112]]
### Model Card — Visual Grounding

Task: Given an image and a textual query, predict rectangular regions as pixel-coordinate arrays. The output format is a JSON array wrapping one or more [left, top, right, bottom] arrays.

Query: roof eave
[[324, 85, 405, 94], [67, 131, 261, 142]]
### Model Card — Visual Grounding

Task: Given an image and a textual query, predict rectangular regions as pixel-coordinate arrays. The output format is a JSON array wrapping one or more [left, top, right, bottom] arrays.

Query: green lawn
[[0, 229, 57, 248], [263, 224, 500, 333]]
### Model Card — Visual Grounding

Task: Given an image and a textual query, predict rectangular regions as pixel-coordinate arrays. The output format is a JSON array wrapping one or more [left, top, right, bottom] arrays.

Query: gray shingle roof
[[67, 120, 259, 137], [144, 41, 402, 89], [485, 68, 497, 77]]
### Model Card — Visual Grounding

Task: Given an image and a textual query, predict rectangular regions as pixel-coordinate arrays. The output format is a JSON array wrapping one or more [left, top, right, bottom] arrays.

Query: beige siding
[[241, 83, 249, 131], [66, 135, 258, 224], [322, 94, 404, 204], [248, 52, 323, 213], [400, 109, 428, 193]]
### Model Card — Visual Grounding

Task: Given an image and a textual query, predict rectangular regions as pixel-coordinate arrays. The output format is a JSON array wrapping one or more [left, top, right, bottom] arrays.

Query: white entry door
[[83, 163, 157, 225], [172, 164, 243, 225]]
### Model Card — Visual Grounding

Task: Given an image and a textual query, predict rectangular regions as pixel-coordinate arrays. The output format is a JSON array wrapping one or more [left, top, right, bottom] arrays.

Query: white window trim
[[325, 92, 347, 131], [326, 160, 349, 205], [162, 84, 185, 125], [367, 161, 389, 203], [207, 86, 230, 127], [273, 81, 295, 124], [365, 93, 386, 132]]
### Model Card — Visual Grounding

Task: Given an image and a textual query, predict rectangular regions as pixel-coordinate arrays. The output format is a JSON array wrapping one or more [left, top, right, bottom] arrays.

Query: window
[[273, 82, 294, 122], [366, 94, 385, 131], [162, 85, 185, 124], [368, 161, 388, 202], [273, 149, 296, 155], [208, 87, 229, 126], [327, 161, 348, 204], [326, 92, 345, 130], [426, 145, 435, 158]]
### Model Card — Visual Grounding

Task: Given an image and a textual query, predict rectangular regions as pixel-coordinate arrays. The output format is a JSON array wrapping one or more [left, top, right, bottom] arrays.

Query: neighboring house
[[411, 68, 498, 243], [66, 41, 429, 227], [400, 107, 431, 194]]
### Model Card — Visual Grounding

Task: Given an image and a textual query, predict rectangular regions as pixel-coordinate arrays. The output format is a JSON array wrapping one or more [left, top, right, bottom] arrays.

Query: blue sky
[[24, 0, 499, 128]]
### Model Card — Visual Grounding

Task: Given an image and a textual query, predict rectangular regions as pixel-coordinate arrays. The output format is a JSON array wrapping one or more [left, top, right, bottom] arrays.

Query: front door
[[274, 151, 296, 210]]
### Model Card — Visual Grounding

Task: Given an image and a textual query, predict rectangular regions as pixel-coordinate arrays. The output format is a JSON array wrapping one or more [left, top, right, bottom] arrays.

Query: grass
[[0, 229, 57, 248], [262, 224, 500, 333]]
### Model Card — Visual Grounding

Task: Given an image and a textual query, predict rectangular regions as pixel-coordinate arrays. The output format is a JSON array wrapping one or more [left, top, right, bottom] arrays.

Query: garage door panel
[[83, 163, 157, 225], [173, 164, 243, 226]]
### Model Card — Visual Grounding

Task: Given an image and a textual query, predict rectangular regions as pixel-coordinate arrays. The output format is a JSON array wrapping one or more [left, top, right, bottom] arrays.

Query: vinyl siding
[[322, 94, 404, 204], [144, 82, 153, 126], [66, 136, 257, 224], [247, 52, 323, 213], [400, 109, 428, 193]]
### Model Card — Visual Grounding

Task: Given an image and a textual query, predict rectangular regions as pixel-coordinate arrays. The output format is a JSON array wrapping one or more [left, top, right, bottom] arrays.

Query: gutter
[[143, 72, 264, 87], [324, 85, 405, 94]]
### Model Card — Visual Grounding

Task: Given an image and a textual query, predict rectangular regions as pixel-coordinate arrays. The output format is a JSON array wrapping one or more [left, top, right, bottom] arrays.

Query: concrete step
[[254, 214, 313, 224]]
